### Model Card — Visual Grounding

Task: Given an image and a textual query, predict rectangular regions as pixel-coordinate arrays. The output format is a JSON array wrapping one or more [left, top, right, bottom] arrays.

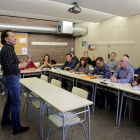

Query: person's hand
[[132, 81, 137, 86], [88, 73, 92, 77], [89, 65, 93, 67], [22, 62, 28, 68], [110, 76, 118, 83], [70, 70, 73, 73], [64, 67, 70, 70], [93, 74, 99, 78]]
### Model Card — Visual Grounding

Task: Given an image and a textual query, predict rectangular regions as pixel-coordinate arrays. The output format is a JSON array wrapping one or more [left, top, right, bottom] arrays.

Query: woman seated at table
[[40, 54, 53, 69], [70, 57, 89, 89], [20, 55, 36, 70], [70, 57, 89, 74]]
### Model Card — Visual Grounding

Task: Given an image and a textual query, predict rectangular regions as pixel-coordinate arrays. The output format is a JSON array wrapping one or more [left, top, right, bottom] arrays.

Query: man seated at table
[[84, 51, 92, 65], [107, 52, 119, 71], [89, 55, 98, 68], [111, 56, 134, 113], [61, 53, 76, 90], [71, 52, 79, 65], [87, 57, 112, 109]]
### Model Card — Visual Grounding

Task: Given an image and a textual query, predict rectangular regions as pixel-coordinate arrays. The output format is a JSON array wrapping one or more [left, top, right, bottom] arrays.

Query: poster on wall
[[82, 41, 86, 46], [88, 44, 97, 51], [22, 48, 27, 54]]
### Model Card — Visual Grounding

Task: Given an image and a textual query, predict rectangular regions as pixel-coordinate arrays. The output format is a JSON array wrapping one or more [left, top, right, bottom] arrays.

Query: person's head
[[1, 30, 16, 45], [71, 52, 75, 58], [119, 56, 129, 68], [93, 55, 98, 60], [123, 54, 129, 59], [84, 51, 88, 58], [43, 54, 50, 63], [111, 52, 116, 61], [79, 57, 88, 68], [66, 53, 72, 62], [96, 57, 104, 68], [27, 55, 32, 63]]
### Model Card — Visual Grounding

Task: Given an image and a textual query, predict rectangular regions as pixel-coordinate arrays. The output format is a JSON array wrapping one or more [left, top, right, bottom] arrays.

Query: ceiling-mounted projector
[[68, 2, 82, 14]]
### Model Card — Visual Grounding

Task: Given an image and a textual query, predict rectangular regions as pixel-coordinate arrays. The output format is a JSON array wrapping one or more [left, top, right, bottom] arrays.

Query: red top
[[20, 61, 36, 70]]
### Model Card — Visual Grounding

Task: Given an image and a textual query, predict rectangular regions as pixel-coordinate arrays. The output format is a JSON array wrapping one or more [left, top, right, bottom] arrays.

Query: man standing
[[88, 57, 112, 108], [71, 52, 79, 65], [84, 51, 92, 65], [0, 30, 29, 135], [107, 52, 119, 71], [61, 53, 76, 90], [111, 56, 134, 113]]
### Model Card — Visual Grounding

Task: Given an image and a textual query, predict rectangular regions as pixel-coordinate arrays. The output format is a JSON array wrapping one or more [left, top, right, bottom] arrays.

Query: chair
[[30, 78, 62, 121], [23, 75, 48, 113], [47, 86, 89, 140]]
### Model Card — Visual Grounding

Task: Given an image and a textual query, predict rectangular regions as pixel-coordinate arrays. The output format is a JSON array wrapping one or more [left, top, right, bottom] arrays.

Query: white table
[[20, 77, 93, 140]]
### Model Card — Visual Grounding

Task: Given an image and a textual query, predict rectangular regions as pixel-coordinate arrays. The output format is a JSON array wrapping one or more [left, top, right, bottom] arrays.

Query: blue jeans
[[2, 75, 21, 130]]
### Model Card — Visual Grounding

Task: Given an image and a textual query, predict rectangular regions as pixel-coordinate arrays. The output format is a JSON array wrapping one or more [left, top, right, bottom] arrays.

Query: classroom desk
[[20, 69, 42, 78], [20, 77, 93, 140]]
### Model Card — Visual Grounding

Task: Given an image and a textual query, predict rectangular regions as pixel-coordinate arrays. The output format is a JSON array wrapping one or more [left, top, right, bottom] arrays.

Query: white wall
[[75, 14, 140, 68]]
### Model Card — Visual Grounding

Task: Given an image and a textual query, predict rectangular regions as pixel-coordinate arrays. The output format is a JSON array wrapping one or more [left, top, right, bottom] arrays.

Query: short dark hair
[[111, 52, 116, 56], [96, 57, 104, 62], [66, 53, 72, 57], [1, 30, 12, 45], [71, 52, 74, 55], [124, 54, 129, 58], [79, 57, 88, 68], [84, 51, 88, 54]]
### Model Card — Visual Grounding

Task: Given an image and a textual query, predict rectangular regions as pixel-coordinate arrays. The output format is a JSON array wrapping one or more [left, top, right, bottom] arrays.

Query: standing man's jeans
[[2, 75, 21, 130]]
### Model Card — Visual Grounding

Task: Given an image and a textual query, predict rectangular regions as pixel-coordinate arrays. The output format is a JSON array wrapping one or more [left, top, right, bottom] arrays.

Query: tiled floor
[[0, 94, 140, 140]]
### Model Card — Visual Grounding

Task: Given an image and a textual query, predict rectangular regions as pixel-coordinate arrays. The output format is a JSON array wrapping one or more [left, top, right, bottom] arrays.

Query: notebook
[[82, 76, 96, 79], [132, 86, 140, 90]]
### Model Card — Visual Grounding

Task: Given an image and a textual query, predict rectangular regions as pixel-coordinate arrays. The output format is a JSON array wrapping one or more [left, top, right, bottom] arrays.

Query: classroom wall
[[75, 14, 140, 68], [0, 15, 75, 63]]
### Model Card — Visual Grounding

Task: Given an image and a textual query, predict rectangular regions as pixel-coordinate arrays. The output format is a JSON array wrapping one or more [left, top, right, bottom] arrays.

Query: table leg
[[40, 99, 42, 138], [116, 90, 120, 125], [62, 113, 66, 140], [118, 92, 124, 126], [92, 84, 96, 114], [27, 88, 29, 121], [76, 79, 77, 87], [73, 78, 74, 87], [88, 106, 90, 140]]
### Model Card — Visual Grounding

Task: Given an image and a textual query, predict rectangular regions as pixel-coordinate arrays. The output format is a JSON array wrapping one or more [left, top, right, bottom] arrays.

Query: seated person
[[61, 53, 76, 71], [87, 57, 112, 108], [118, 54, 135, 71], [71, 52, 79, 65], [111, 56, 134, 113], [20, 55, 36, 70], [135, 67, 140, 74], [61, 53, 76, 90], [84, 51, 92, 65], [132, 74, 140, 86], [107, 52, 119, 71], [40, 54, 53, 69], [89, 55, 98, 68], [70, 57, 89, 74]]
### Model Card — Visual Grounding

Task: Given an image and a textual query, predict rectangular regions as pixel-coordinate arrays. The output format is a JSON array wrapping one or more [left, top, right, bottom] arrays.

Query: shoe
[[13, 126, 29, 135], [1, 120, 11, 126], [1, 91, 6, 96]]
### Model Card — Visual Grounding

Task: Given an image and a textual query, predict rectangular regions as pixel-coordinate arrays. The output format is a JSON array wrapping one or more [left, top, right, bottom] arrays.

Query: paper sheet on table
[[43, 68, 50, 70], [65, 73, 77, 75], [132, 86, 140, 90], [104, 80, 124, 86]]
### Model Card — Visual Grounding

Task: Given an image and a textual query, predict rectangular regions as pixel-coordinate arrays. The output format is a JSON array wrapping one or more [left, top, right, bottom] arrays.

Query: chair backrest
[[72, 87, 88, 99], [41, 74, 48, 82], [51, 79, 61, 88]]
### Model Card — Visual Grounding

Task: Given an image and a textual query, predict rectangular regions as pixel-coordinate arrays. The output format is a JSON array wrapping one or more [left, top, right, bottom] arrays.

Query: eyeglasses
[[97, 63, 101, 65]]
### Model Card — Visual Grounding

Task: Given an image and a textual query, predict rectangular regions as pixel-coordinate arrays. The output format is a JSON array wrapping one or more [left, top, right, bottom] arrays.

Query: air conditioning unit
[[57, 21, 73, 34]]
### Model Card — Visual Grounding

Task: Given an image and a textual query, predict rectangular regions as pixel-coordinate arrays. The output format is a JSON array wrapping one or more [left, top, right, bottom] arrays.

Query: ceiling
[[0, 0, 140, 24]]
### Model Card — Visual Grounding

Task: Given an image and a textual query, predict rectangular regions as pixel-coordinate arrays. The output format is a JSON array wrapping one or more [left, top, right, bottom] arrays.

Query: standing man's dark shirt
[[0, 44, 19, 76], [86, 57, 92, 65], [91, 60, 96, 68], [72, 56, 79, 65]]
